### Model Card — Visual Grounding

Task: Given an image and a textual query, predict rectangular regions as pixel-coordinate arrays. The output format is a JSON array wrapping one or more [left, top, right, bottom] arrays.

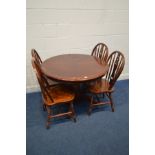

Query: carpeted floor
[[26, 79, 129, 155]]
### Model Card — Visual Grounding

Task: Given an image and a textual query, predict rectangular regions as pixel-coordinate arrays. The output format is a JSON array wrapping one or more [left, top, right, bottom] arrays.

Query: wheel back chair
[[31, 58, 76, 129], [88, 51, 125, 115]]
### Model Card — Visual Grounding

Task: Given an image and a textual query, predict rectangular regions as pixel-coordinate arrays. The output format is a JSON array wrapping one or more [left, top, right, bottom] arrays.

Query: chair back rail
[[91, 43, 109, 62], [105, 51, 125, 89], [31, 58, 54, 102], [31, 49, 42, 65]]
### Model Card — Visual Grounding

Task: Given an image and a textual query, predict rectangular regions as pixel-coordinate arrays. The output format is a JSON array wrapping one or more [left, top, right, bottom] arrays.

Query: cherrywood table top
[[41, 54, 109, 83]]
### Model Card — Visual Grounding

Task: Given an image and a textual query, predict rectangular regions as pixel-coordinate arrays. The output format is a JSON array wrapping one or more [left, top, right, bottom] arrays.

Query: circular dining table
[[40, 54, 109, 83]]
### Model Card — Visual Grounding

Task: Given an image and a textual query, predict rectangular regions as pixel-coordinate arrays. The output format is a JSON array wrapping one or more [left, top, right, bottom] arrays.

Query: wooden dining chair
[[31, 58, 76, 129], [87, 51, 125, 115], [31, 49, 42, 65], [91, 43, 109, 62]]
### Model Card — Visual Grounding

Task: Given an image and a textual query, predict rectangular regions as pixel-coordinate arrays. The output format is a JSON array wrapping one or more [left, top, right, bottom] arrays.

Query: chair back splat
[[91, 43, 109, 62], [31, 49, 42, 65], [106, 51, 125, 89], [31, 59, 54, 102]]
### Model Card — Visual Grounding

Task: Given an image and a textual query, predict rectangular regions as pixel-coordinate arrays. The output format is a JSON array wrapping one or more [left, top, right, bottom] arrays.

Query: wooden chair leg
[[43, 104, 46, 111], [46, 106, 51, 129], [69, 102, 76, 122], [109, 93, 115, 112], [88, 95, 93, 115]]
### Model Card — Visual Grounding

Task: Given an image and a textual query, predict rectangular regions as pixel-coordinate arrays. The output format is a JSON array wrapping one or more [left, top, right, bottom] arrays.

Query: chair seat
[[43, 85, 75, 106], [89, 79, 114, 94]]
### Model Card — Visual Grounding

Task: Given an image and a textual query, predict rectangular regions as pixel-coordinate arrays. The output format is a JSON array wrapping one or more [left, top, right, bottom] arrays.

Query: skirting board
[[26, 73, 129, 93]]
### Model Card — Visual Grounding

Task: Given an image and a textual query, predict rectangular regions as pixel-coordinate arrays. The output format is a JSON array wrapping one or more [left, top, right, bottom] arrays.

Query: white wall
[[26, 0, 129, 92]]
